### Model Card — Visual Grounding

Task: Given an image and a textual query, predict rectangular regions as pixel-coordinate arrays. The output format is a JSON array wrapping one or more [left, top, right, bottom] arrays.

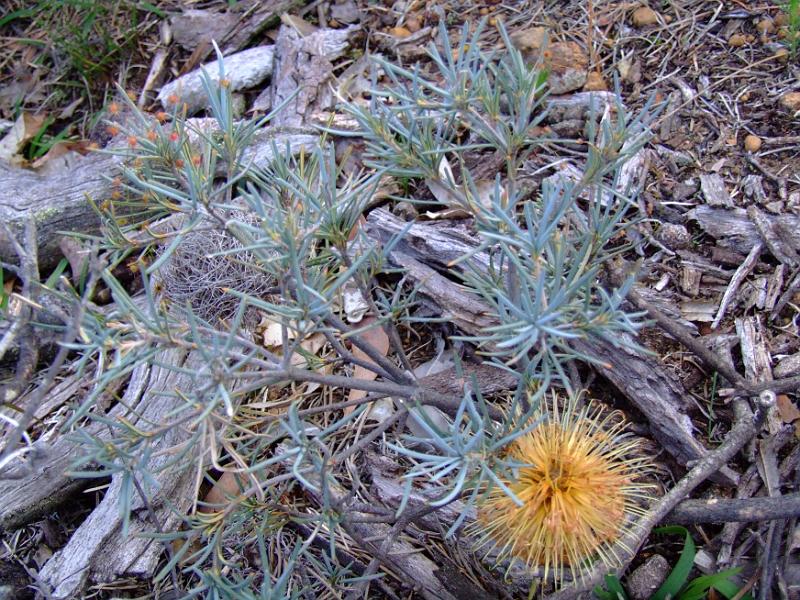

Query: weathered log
[[0, 155, 121, 271], [157, 45, 276, 114], [0, 371, 128, 532], [255, 23, 358, 121], [0, 128, 318, 271], [37, 347, 203, 599]]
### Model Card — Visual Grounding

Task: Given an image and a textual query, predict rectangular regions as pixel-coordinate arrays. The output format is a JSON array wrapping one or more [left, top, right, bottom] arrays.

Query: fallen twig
[[666, 492, 800, 525]]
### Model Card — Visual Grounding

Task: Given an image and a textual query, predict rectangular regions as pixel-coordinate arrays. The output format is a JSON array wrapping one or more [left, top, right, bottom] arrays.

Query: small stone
[[656, 222, 692, 250], [627, 554, 670, 600], [780, 91, 800, 112], [517, 36, 587, 94], [775, 353, 800, 378], [393, 201, 418, 221], [389, 26, 412, 38], [546, 43, 588, 93], [744, 135, 762, 152], [775, 12, 789, 27], [728, 33, 747, 47], [757, 18, 776, 35], [631, 6, 659, 27], [510, 27, 547, 51], [775, 47, 790, 62], [583, 71, 608, 91], [405, 15, 421, 33], [550, 119, 584, 138], [330, 0, 360, 24]]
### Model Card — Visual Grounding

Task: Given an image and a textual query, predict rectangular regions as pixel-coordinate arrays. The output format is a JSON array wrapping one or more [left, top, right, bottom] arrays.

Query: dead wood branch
[[666, 492, 800, 525]]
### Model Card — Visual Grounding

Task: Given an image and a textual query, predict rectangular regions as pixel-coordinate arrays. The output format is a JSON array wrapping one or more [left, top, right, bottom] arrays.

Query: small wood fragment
[[711, 242, 763, 329], [260, 24, 358, 125], [764, 262, 785, 315], [747, 204, 800, 268], [771, 268, 800, 321], [700, 173, 733, 207], [689, 206, 800, 256], [735, 316, 773, 385], [681, 265, 702, 297]]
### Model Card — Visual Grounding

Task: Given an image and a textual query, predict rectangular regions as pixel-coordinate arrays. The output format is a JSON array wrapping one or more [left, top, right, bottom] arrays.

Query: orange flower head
[[472, 399, 652, 585]]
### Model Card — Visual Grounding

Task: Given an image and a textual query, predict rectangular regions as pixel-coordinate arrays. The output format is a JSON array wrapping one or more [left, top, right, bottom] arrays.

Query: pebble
[[775, 47, 791, 62], [389, 26, 412, 38], [545, 42, 588, 93], [781, 91, 800, 112], [510, 27, 547, 50], [631, 6, 659, 27], [744, 134, 762, 152], [757, 18, 776, 35], [393, 201, 418, 220], [583, 71, 608, 91], [512, 29, 588, 94], [627, 555, 670, 600], [656, 222, 692, 250], [728, 33, 747, 47]]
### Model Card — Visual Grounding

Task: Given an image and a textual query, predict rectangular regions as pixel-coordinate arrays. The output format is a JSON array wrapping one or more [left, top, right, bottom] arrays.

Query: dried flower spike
[[473, 399, 652, 585]]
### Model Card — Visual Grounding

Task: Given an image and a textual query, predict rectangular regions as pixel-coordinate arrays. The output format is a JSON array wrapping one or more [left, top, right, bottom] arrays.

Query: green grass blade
[[651, 526, 696, 600]]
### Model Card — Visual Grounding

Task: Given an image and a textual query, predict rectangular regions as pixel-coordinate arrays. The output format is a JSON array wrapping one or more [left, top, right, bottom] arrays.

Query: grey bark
[[0, 128, 318, 271], [37, 348, 203, 599], [257, 24, 358, 122], [690, 205, 800, 257], [0, 154, 121, 271]]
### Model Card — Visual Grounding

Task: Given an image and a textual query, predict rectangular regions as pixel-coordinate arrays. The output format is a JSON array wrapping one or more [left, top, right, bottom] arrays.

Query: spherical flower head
[[473, 399, 653, 586]]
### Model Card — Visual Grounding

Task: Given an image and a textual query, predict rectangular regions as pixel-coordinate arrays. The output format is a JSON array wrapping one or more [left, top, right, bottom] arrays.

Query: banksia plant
[[14, 18, 661, 598], [471, 398, 653, 585]]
